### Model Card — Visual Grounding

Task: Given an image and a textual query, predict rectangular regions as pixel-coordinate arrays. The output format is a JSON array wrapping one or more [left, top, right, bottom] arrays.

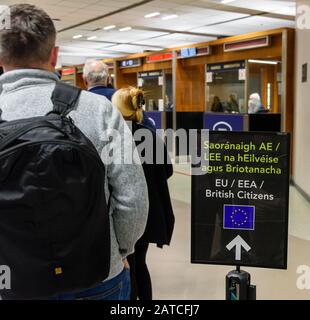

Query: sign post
[[191, 131, 290, 299]]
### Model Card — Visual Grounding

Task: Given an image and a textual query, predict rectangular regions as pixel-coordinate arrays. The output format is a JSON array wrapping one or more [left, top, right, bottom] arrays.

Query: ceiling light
[[72, 34, 83, 39], [104, 25, 116, 30], [87, 36, 97, 40], [162, 14, 178, 21], [144, 12, 160, 18], [248, 59, 279, 65], [58, 52, 112, 58], [221, 0, 236, 4], [119, 26, 132, 32]]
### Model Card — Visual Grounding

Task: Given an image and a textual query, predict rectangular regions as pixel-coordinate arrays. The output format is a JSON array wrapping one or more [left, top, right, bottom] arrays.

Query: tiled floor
[[147, 164, 310, 300]]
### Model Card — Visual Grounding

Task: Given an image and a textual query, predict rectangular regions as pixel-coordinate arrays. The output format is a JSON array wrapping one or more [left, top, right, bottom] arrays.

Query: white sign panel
[[206, 72, 213, 83], [138, 78, 143, 87], [239, 69, 246, 81], [158, 99, 164, 111]]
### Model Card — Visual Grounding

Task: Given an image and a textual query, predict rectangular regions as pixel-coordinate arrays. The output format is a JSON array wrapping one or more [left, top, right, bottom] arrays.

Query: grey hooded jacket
[[0, 69, 149, 281]]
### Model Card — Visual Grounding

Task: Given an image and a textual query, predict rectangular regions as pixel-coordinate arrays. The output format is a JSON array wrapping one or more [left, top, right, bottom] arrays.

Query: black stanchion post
[[225, 266, 256, 300]]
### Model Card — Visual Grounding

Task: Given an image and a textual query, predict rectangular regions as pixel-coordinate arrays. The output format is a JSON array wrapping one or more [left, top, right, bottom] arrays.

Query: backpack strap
[[50, 82, 82, 116], [0, 109, 5, 124]]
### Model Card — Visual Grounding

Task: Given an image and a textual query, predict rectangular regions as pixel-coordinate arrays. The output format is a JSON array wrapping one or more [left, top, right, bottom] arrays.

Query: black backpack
[[0, 82, 110, 299]]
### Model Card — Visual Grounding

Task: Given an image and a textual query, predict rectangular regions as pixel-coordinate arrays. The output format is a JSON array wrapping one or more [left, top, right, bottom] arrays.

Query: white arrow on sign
[[226, 235, 251, 261]]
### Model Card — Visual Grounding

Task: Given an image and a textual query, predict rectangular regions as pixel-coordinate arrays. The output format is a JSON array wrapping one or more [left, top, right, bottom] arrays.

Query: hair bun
[[130, 88, 144, 110]]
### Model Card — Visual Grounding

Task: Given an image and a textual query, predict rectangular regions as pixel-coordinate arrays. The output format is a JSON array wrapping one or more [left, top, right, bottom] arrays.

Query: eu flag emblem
[[223, 205, 255, 231]]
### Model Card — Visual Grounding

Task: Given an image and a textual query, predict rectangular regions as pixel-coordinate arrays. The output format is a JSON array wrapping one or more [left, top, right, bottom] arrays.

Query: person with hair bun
[[112, 87, 175, 300], [113, 87, 156, 131], [112, 87, 144, 123]]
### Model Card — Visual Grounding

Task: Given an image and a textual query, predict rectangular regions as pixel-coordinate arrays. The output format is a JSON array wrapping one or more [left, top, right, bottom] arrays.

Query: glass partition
[[205, 61, 246, 114], [164, 69, 174, 111], [107, 68, 115, 88], [247, 59, 282, 113], [138, 69, 173, 111]]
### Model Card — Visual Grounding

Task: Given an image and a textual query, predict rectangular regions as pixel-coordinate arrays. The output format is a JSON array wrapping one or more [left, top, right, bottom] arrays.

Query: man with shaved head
[[83, 59, 116, 101]]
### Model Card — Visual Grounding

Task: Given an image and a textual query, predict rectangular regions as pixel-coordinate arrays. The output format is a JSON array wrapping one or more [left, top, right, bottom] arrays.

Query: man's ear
[[49, 47, 59, 70], [83, 76, 88, 88]]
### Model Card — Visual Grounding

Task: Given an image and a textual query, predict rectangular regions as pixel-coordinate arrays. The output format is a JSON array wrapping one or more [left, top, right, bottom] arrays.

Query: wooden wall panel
[[283, 29, 295, 175], [181, 35, 283, 68], [284, 29, 295, 135], [112, 29, 290, 114], [121, 60, 172, 74], [76, 72, 87, 90], [176, 61, 205, 112], [115, 71, 137, 89]]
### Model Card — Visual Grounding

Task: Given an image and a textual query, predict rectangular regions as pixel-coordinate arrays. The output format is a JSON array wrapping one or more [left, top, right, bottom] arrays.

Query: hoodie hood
[[0, 69, 59, 95]]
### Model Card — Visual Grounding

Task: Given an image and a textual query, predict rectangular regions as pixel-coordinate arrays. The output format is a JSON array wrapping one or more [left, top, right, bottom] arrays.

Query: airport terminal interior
[[0, 0, 310, 300]]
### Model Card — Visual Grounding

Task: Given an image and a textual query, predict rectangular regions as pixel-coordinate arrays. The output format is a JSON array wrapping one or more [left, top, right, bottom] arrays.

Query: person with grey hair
[[0, 4, 148, 300], [83, 60, 116, 101], [248, 93, 266, 114]]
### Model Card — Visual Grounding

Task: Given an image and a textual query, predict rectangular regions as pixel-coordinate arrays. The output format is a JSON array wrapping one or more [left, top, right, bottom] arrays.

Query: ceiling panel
[[0, 0, 296, 64], [135, 33, 216, 47], [106, 44, 162, 53], [95, 29, 169, 43], [59, 41, 115, 49], [192, 15, 295, 35], [200, 0, 296, 16]]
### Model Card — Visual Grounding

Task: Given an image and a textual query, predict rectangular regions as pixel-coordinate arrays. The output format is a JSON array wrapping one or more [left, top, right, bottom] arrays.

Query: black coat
[[132, 122, 175, 247]]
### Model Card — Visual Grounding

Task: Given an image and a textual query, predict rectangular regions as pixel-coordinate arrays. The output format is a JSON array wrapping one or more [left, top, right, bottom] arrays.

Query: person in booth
[[211, 96, 224, 112], [112, 87, 175, 301], [227, 94, 240, 113], [248, 93, 267, 114], [83, 59, 116, 101]]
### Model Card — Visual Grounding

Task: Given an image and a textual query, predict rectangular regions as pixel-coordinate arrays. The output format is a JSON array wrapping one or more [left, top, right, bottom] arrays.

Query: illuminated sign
[[179, 46, 211, 59], [138, 71, 162, 78], [180, 47, 197, 58], [224, 36, 270, 52], [198, 46, 211, 56], [119, 58, 141, 68], [207, 61, 245, 73], [62, 68, 75, 76], [146, 53, 173, 63]]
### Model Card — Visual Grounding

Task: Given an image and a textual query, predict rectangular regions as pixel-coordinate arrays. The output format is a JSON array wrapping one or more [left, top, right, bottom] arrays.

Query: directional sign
[[226, 235, 251, 261], [191, 131, 290, 269]]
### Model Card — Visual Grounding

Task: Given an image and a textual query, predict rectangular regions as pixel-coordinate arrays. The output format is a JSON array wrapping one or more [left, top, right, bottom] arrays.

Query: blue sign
[[204, 113, 244, 131], [181, 47, 197, 58], [144, 111, 162, 130], [119, 58, 141, 68], [224, 205, 255, 231]]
